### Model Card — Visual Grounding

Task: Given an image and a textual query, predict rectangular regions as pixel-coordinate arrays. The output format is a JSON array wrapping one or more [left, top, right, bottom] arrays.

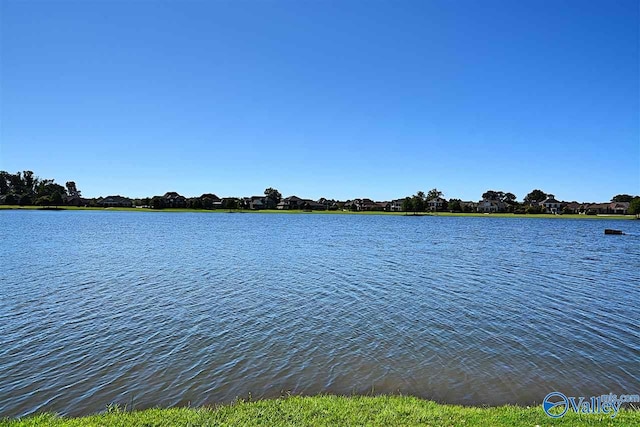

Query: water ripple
[[1, 211, 639, 416]]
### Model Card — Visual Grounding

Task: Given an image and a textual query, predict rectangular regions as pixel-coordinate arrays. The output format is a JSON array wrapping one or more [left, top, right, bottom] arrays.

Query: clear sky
[[1, 0, 638, 202]]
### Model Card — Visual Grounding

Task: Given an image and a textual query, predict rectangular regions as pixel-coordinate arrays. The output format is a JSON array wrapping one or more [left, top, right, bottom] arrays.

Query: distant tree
[[412, 193, 425, 212], [612, 194, 634, 203], [22, 170, 37, 194], [34, 182, 65, 206], [19, 194, 32, 206], [503, 192, 517, 203], [482, 190, 502, 201], [0, 171, 9, 195], [524, 189, 547, 204], [50, 191, 63, 206], [190, 198, 203, 209], [449, 199, 462, 212], [426, 188, 443, 201], [35, 196, 52, 206], [629, 197, 640, 218], [264, 187, 282, 205], [65, 181, 81, 197], [3, 194, 18, 205], [402, 197, 413, 213], [526, 205, 542, 214], [222, 198, 239, 210], [150, 196, 165, 209]]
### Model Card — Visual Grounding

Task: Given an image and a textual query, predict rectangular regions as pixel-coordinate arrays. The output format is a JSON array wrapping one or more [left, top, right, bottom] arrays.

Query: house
[[390, 199, 405, 212], [541, 196, 561, 214], [98, 195, 133, 208], [65, 195, 88, 207], [376, 201, 391, 211], [585, 203, 609, 214], [163, 192, 187, 208], [427, 197, 447, 212], [277, 196, 325, 210], [562, 201, 582, 214], [585, 202, 629, 215], [277, 196, 304, 210], [610, 202, 629, 215], [460, 201, 478, 212], [477, 199, 505, 213], [244, 196, 267, 210], [200, 193, 221, 209]]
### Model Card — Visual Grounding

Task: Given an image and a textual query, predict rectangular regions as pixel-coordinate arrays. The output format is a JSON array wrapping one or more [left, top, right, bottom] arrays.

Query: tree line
[[0, 170, 80, 206], [1, 170, 639, 216]]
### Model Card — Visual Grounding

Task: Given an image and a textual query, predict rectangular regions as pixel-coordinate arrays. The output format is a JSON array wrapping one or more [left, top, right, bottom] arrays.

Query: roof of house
[[200, 193, 220, 200], [101, 195, 132, 203]]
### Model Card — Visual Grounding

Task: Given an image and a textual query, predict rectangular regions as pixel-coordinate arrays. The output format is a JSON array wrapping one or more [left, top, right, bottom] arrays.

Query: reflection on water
[[1, 211, 639, 417]]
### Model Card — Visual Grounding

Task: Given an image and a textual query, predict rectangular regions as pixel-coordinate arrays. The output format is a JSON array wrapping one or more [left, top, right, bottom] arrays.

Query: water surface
[[1, 210, 639, 417]]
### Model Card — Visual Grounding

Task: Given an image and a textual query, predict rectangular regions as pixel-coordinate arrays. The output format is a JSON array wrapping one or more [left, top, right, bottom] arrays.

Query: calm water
[[1, 210, 639, 417]]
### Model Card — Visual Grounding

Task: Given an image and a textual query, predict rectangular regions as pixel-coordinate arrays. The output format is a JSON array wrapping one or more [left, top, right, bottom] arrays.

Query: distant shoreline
[[1, 205, 636, 220]]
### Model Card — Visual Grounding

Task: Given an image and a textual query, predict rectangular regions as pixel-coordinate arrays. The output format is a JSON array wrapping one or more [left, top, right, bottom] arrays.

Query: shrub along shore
[[3, 395, 639, 426], [0, 205, 636, 220]]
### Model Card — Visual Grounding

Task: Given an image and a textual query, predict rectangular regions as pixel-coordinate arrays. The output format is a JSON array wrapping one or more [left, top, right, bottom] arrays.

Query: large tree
[[264, 187, 282, 204], [503, 192, 517, 203], [611, 194, 634, 203], [524, 189, 547, 204], [629, 197, 640, 218], [426, 188, 443, 201], [402, 197, 413, 213], [482, 190, 502, 201], [449, 199, 462, 212], [65, 181, 81, 197], [412, 192, 425, 212]]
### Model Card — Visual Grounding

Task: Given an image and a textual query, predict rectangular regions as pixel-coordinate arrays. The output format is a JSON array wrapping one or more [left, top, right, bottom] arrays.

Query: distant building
[[460, 201, 478, 212], [477, 199, 505, 213], [277, 196, 324, 210], [585, 202, 629, 215], [163, 192, 187, 208], [98, 195, 133, 208], [427, 197, 447, 212], [541, 196, 561, 214], [390, 199, 405, 212]]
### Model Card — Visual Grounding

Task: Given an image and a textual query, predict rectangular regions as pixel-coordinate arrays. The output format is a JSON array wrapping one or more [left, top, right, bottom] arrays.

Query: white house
[[427, 197, 447, 212], [477, 199, 506, 213], [541, 196, 561, 214]]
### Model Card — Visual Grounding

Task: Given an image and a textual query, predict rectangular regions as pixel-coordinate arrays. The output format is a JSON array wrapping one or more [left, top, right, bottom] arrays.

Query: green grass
[[2, 395, 639, 426], [0, 205, 635, 220]]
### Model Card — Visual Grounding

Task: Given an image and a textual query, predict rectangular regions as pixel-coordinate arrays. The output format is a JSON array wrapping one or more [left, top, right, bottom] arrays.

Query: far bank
[[0, 205, 637, 220]]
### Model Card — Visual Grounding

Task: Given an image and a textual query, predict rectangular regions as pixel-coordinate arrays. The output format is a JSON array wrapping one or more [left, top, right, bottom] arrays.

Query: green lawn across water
[[0, 205, 635, 220], [3, 395, 639, 426]]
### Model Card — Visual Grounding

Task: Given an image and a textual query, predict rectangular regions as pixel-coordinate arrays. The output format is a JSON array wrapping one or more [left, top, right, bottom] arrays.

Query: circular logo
[[543, 392, 569, 418]]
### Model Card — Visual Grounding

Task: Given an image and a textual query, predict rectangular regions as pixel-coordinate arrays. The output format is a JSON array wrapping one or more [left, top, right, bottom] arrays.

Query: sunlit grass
[[3, 395, 639, 426]]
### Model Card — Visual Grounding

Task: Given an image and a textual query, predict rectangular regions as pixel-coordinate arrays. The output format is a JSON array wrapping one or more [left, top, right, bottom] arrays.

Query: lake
[[1, 210, 639, 417]]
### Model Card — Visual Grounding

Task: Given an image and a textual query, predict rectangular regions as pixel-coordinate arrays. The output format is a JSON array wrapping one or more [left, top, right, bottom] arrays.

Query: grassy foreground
[[3, 395, 639, 427]]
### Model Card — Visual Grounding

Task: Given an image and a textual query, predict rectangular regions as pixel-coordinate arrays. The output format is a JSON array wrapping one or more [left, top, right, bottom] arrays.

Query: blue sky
[[1, 0, 638, 202]]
